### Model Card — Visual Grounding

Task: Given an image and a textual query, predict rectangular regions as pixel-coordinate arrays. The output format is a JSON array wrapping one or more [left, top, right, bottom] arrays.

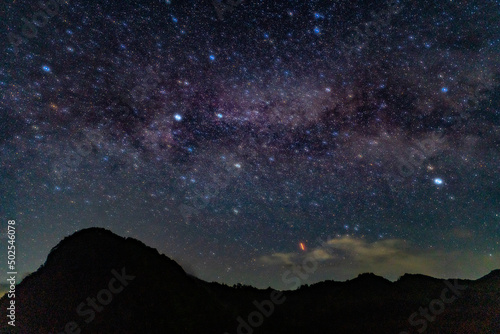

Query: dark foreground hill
[[0, 228, 498, 334]]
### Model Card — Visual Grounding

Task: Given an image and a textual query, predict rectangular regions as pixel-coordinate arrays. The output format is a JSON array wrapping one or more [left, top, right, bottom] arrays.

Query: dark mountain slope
[[0, 228, 231, 334]]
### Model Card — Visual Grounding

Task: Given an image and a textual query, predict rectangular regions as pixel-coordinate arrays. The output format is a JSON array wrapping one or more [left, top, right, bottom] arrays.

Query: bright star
[[433, 178, 443, 185]]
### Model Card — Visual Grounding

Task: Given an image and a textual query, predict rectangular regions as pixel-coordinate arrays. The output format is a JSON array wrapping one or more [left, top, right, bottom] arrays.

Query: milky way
[[1, 0, 499, 288]]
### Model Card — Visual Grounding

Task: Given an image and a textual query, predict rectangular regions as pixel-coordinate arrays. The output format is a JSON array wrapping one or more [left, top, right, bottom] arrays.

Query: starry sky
[[1, 0, 499, 289]]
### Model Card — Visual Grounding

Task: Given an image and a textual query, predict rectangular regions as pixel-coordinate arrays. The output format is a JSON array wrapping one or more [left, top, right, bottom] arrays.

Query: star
[[433, 178, 444, 185]]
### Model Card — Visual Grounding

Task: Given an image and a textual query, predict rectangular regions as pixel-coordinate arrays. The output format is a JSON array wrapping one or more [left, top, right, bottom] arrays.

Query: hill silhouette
[[0, 228, 498, 334]]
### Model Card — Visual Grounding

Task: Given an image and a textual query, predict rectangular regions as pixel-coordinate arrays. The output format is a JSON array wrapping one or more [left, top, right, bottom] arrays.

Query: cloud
[[260, 237, 412, 267], [326, 237, 407, 258], [309, 248, 334, 261], [260, 252, 296, 265], [323, 236, 438, 276], [259, 236, 500, 282]]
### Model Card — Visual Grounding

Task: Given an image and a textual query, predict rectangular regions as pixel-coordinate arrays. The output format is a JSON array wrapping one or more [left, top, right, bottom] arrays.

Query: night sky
[[1, 0, 499, 289]]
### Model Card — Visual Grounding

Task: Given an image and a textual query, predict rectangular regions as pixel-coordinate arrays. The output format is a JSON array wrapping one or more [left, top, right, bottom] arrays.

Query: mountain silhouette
[[0, 228, 498, 334]]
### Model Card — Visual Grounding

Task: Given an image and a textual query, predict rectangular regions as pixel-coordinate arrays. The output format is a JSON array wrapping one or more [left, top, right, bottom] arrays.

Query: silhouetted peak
[[43, 227, 185, 276], [48, 227, 119, 253], [347, 273, 391, 287], [479, 269, 500, 281], [353, 272, 388, 282], [396, 273, 438, 282]]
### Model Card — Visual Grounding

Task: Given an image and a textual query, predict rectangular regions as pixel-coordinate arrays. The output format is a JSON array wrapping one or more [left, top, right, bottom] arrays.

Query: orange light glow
[[300, 242, 305, 251]]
